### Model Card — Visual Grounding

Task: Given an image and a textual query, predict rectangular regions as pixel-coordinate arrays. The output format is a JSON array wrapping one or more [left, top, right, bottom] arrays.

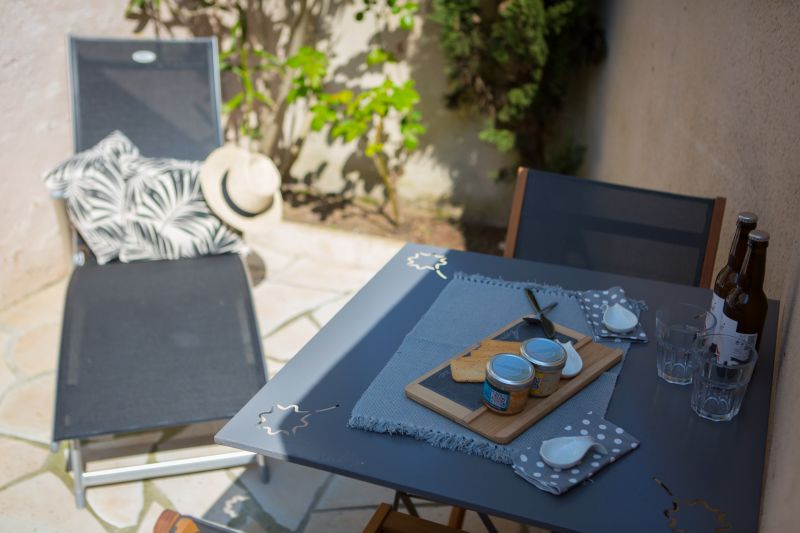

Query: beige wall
[[762, 242, 800, 532], [0, 1, 513, 309], [0, 0, 144, 307], [581, 0, 800, 300], [580, 1, 800, 529], [287, 2, 516, 226]]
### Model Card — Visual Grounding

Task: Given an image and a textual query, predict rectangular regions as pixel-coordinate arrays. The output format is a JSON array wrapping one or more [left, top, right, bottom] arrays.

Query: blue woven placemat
[[348, 273, 643, 464]]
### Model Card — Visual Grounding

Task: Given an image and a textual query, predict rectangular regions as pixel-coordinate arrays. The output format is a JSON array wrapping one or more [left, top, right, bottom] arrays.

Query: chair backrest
[[68, 36, 223, 160], [504, 168, 726, 287]]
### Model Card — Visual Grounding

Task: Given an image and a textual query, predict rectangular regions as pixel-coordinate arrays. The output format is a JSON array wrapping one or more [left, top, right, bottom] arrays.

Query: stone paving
[[0, 221, 542, 532]]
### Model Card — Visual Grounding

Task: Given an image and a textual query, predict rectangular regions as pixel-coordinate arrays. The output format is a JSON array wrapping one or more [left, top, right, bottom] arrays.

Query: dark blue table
[[217, 244, 778, 532]]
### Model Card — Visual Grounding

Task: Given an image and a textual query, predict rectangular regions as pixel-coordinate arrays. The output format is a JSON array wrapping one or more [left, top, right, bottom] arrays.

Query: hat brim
[[199, 145, 283, 234]]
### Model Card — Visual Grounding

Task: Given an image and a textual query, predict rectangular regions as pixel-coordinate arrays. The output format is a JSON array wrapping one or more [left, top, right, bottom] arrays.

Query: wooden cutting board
[[404, 317, 623, 444]]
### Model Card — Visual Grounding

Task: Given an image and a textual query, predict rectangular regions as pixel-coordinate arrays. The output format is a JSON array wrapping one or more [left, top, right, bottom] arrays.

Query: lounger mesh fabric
[[70, 37, 222, 159], [53, 38, 265, 442], [513, 170, 716, 286], [53, 254, 264, 441]]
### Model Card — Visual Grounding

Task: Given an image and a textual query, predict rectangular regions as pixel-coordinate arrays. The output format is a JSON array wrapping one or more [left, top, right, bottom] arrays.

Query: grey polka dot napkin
[[512, 412, 640, 495], [578, 286, 648, 343]]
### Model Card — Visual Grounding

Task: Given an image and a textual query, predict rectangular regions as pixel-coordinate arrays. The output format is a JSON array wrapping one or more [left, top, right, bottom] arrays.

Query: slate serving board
[[405, 318, 623, 444]]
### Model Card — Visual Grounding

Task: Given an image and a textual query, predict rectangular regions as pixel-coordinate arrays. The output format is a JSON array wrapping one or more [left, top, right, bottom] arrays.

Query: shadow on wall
[[127, 0, 347, 166], [405, 6, 516, 230], [127, 2, 517, 237], [287, 7, 516, 232]]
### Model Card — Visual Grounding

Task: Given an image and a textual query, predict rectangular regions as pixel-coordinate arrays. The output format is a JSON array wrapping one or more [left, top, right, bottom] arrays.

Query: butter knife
[[525, 288, 556, 339]]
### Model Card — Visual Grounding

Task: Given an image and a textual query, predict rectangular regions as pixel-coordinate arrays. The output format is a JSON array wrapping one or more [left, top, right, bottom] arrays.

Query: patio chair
[[504, 168, 726, 287], [50, 36, 268, 507]]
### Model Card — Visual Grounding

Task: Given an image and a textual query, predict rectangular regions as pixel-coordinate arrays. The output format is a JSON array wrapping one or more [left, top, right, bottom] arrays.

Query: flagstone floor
[[0, 222, 541, 532]]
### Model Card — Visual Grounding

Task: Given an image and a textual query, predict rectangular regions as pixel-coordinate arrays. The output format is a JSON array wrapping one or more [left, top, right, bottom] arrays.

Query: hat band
[[221, 170, 273, 218]]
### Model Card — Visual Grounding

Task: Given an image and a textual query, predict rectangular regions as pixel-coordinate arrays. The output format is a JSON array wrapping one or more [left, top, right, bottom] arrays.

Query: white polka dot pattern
[[512, 411, 640, 495], [577, 286, 648, 343]]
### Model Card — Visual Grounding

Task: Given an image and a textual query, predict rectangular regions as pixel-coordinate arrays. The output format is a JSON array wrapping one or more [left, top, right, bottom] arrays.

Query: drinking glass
[[691, 333, 757, 421], [655, 303, 716, 384]]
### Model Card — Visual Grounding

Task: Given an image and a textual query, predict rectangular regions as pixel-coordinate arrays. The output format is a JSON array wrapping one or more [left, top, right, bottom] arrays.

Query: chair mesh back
[[69, 37, 222, 160], [513, 170, 716, 286]]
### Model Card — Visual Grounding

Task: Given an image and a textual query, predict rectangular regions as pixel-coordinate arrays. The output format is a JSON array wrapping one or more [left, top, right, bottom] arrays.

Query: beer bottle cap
[[748, 229, 770, 243], [738, 212, 758, 224]]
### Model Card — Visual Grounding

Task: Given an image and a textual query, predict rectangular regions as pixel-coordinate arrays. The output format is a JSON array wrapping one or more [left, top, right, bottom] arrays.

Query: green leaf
[[399, 14, 414, 30], [388, 82, 420, 111], [286, 47, 328, 88], [401, 115, 426, 151], [479, 126, 516, 152], [331, 119, 368, 142], [327, 90, 354, 104], [366, 48, 396, 66], [365, 142, 384, 157], [222, 92, 244, 114], [286, 86, 306, 103], [253, 91, 275, 107], [310, 105, 338, 131], [125, 0, 146, 16], [402, 134, 419, 151]]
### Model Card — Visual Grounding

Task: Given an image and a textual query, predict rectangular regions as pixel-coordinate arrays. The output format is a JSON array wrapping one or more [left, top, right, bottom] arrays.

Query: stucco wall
[[0, 1, 514, 309], [579, 1, 800, 529], [581, 0, 800, 300], [288, 3, 515, 226], [0, 1, 145, 307]]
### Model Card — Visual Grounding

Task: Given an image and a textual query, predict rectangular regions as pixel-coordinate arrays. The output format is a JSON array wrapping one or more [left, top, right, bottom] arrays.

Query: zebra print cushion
[[119, 155, 245, 262], [42, 131, 138, 264]]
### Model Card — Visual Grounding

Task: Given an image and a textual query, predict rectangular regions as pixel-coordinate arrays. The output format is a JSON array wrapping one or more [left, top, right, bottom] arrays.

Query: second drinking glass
[[655, 303, 716, 384]]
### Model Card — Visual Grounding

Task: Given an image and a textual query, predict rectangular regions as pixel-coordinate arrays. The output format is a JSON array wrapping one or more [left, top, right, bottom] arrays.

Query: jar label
[[709, 293, 725, 332], [718, 312, 758, 364], [531, 373, 543, 392], [483, 381, 509, 411]]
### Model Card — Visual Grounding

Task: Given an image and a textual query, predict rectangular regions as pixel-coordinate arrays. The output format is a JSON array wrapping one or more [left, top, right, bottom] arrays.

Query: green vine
[[282, 1, 426, 224], [125, 0, 424, 225], [431, 0, 604, 176]]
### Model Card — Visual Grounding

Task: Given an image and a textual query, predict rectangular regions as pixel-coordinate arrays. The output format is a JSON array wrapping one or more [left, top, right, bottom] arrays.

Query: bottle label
[[709, 293, 725, 332], [718, 312, 758, 364]]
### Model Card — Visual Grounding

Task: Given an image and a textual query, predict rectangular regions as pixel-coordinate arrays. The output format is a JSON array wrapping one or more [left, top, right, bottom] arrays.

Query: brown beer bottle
[[709, 212, 758, 330], [719, 230, 769, 361]]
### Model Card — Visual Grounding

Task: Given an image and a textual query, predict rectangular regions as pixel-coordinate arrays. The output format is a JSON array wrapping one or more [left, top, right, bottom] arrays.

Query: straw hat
[[199, 145, 283, 233]]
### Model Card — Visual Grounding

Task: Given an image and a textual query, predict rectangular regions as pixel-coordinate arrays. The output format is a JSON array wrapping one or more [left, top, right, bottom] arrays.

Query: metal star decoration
[[256, 404, 338, 436], [406, 251, 448, 279], [655, 477, 732, 533]]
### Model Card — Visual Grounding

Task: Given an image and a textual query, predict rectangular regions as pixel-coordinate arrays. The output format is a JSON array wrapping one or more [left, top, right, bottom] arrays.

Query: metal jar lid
[[520, 338, 567, 368], [486, 354, 534, 390]]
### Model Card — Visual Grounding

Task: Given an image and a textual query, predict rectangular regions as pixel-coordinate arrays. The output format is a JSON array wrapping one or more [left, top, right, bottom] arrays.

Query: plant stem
[[259, 0, 314, 159], [370, 118, 398, 225]]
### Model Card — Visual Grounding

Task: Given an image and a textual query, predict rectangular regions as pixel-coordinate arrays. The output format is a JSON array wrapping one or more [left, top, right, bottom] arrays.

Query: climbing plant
[[284, 1, 425, 224], [431, 0, 604, 177], [124, 0, 425, 224]]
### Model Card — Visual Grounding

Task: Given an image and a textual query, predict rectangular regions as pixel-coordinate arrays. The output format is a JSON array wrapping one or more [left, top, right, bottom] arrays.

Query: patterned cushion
[[42, 131, 138, 264], [119, 155, 245, 262]]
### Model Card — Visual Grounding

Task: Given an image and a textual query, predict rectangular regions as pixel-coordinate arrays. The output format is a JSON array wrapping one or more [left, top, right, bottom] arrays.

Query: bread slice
[[449, 340, 520, 383]]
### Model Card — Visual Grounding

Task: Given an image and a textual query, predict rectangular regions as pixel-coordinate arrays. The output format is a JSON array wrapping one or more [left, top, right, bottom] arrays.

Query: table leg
[[392, 491, 420, 517]]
